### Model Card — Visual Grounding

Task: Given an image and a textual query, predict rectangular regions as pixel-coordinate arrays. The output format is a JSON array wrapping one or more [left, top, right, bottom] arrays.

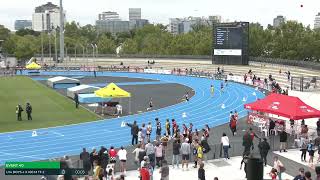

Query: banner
[[144, 69, 172, 75], [247, 112, 266, 124]]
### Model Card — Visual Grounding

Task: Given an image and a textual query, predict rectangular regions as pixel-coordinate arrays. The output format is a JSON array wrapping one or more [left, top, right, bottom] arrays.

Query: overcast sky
[[0, 0, 319, 30]]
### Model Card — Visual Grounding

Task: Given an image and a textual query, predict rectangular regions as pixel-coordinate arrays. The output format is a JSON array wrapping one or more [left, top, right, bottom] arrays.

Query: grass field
[[0, 76, 100, 133]]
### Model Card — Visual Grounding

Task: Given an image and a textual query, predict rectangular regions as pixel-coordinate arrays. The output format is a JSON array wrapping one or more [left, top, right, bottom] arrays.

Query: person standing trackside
[[80, 148, 91, 174], [16, 104, 23, 121], [181, 138, 191, 171], [165, 119, 171, 137], [74, 93, 79, 109], [258, 138, 270, 166], [279, 129, 288, 153], [26, 102, 32, 120], [221, 133, 230, 160], [126, 121, 139, 145], [156, 118, 162, 141], [172, 139, 181, 168], [117, 146, 127, 175], [145, 140, 156, 169]]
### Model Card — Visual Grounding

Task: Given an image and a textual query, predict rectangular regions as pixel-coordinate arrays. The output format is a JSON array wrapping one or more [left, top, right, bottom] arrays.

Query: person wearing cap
[[181, 138, 191, 171], [141, 156, 149, 169], [293, 168, 305, 180]]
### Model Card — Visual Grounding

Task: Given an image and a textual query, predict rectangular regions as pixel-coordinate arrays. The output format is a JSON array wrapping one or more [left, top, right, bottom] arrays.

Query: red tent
[[244, 93, 320, 120]]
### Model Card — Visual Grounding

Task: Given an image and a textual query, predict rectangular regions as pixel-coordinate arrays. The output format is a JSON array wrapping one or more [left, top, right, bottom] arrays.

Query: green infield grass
[[0, 76, 100, 133]]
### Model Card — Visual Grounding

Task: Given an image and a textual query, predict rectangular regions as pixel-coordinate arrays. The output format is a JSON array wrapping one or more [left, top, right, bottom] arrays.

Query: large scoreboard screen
[[212, 22, 249, 65]]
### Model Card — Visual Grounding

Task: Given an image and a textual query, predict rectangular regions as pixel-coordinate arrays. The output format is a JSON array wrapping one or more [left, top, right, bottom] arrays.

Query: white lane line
[[0, 82, 255, 149], [51, 131, 64, 137]]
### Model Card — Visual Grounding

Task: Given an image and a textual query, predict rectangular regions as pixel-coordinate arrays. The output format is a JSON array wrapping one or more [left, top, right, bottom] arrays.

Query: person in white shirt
[[273, 156, 284, 180], [138, 128, 143, 144], [117, 146, 127, 174], [116, 104, 122, 115], [221, 133, 230, 160], [132, 144, 144, 167]]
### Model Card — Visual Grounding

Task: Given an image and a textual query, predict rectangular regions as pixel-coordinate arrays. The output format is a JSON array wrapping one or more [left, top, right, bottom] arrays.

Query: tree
[[121, 39, 138, 54], [249, 23, 266, 57], [14, 35, 38, 61], [2, 34, 18, 54], [16, 29, 40, 36], [0, 25, 10, 41], [97, 35, 116, 54]]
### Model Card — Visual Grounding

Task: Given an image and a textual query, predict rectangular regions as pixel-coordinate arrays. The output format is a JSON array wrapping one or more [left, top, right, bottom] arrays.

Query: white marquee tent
[[47, 76, 80, 88], [67, 84, 100, 98]]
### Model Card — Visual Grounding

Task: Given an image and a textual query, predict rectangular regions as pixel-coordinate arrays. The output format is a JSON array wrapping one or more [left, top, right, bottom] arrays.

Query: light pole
[[74, 44, 77, 63], [54, 27, 58, 64], [59, 0, 64, 62], [85, 45, 89, 69], [94, 44, 98, 68], [79, 44, 85, 61], [48, 31, 51, 63], [91, 44, 95, 69], [41, 14, 44, 62]]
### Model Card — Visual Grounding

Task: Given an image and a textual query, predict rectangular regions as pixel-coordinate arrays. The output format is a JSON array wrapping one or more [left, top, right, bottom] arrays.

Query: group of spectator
[[125, 118, 215, 180], [78, 146, 126, 180], [243, 69, 289, 95]]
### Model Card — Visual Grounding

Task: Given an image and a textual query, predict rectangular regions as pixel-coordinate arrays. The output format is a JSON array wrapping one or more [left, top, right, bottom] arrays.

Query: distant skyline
[[0, 0, 319, 30]]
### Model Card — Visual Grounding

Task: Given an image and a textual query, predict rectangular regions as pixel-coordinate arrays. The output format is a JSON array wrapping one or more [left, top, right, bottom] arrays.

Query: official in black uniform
[[74, 93, 79, 109], [16, 104, 23, 121], [26, 102, 32, 120]]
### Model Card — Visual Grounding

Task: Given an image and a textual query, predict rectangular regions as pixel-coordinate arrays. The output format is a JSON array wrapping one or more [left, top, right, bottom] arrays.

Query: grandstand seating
[[40, 57, 320, 89]]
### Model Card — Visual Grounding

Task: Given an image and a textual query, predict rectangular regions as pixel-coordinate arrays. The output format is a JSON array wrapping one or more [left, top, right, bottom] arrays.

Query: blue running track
[[0, 71, 265, 165]]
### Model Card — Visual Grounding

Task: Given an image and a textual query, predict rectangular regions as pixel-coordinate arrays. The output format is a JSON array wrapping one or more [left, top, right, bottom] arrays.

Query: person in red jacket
[[230, 115, 237, 136], [140, 165, 150, 180], [109, 146, 117, 164]]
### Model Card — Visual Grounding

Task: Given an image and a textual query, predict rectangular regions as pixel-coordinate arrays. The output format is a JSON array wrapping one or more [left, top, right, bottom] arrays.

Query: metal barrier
[[291, 76, 320, 92], [250, 57, 320, 71]]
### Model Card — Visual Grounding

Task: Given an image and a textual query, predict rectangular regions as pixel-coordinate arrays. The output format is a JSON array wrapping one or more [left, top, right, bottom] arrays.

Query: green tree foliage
[[16, 29, 40, 36], [0, 20, 319, 61], [97, 35, 117, 54], [0, 25, 10, 41], [14, 35, 38, 60]]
